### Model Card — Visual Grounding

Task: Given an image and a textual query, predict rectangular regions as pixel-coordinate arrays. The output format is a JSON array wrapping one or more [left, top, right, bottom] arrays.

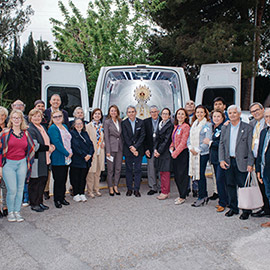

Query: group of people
[[0, 95, 270, 228]]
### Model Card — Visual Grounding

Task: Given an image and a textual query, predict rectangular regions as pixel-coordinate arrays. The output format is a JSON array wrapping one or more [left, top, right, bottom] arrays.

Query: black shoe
[[54, 201, 62, 208], [31, 206, 44, 212], [44, 191, 50, 200], [0, 210, 3, 218], [2, 208, 8, 216], [147, 190, 157, 195], [126, 190, 133, 196], [192, 190, 198, 198], [134, 190, 141, 197], [40, 203, 49, 210], [109, 192, 114, 196], [239, 212, 250, 220], [113, 187, 121, 195], [251, 209, 265, 218], [225, 209, 238, 217], [209, 192, 219, 200], [61, 199, 70, 206]]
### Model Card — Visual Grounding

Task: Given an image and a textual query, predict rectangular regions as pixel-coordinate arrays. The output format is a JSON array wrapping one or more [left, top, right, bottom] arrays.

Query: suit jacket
[[143, 116, 162, 158], [154, 120, 174, 172], [85, 122, 105, 172], [27, 123, 49, 177], [219, 121, 254, 172], [249, 118, 267, 129], [104, 118, 123, 154], [70, 129, 94, 168], [256, 127, 270, 174], [44, 107, 70, 129], [121, 117, 145, 157]]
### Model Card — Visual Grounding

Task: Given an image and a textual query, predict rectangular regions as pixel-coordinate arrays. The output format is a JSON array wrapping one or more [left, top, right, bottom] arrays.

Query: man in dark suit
[[256, 108, 270, 227], [249, 102, 270, 218], [122, 105, 145, 197], [44, 94, 70, 129], [219, 105, 254, 220], [144, 105, 161, 195]]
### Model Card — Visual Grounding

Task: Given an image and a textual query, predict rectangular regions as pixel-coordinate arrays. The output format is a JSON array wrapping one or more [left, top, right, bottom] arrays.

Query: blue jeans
[[198, 154, 209, 199], [2, 158, 27, 212], [213, 164, 228, 207]]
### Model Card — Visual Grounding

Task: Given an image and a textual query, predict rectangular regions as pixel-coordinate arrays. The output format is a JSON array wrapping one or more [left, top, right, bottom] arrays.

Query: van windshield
[[101, 69, 182, 119]]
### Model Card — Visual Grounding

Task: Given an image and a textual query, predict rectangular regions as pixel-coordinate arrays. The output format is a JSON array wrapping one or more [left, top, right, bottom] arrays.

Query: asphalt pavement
[[1, 177, 269, 270]]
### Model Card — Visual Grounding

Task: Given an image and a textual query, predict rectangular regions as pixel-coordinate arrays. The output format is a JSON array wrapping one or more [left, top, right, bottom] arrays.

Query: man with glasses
[[11, 100, 28, 123], [249, 102, 270, 218], [44, 94, 70, 129], [144, 105, 161, 195]]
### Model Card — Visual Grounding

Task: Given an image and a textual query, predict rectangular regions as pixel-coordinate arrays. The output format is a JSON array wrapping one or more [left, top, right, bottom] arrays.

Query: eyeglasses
[[150, 111, 158, 114], [250, 108, 261, 114], [52, 115, 63, 119], [12, 117, 21, 121]]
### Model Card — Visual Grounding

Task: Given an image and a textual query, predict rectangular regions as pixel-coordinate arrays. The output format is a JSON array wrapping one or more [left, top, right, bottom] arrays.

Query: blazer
[[256, 127, 270, 174], [209, 123, 223, 165], [154, 120, 174, 172], [86, 122, 105, 173], [143, 116, 162, 158], [44, 107, 70, 129], [121, 117, 145, 157], [104, 118, 123, 154], [219, 121, 254, 172], [28, 123, 49, 177], [187, 121, 212, 156], [170, 122, 190, 159], [70, 129, 94, 168], [249, 118, 267, 129], [48, 124, 71, 166]]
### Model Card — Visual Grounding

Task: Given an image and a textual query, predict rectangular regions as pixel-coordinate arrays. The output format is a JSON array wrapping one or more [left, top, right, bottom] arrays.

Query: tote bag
[[238, 171, 263, 210]]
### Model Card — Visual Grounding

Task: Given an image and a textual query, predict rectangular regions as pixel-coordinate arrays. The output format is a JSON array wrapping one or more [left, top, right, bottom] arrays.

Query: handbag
[[238, 171, 263, 210]]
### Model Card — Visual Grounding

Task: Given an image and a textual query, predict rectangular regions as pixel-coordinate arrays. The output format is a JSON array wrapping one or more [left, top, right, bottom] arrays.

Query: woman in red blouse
[[170, 108, 190, 205]]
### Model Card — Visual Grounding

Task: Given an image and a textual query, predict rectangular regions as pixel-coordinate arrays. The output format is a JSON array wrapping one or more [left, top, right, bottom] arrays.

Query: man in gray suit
[[249, 102, 270, 218], [219, 105, 254, 220]]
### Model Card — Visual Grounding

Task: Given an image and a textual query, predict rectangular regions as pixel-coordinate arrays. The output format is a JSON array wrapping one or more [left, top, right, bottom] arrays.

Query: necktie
[[252, 121, 260, 150]]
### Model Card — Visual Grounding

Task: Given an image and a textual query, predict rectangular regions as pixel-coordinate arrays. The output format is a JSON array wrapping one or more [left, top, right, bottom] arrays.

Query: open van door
[[195, 63, 241, 112], [41, 61, 90, 121]]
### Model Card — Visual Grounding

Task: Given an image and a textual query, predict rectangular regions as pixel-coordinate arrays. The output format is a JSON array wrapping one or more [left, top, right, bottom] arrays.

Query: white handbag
[[238, 171, 264, 210]]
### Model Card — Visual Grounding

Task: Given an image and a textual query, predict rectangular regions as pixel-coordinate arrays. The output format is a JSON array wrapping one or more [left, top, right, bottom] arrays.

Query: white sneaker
[[174, 197, 180, 202], [73, 194, 82, 202], [22, 202, 29, 207], [14, 212, 24, 222], [80, 194, 87, 202], [7, 212, 16, 222]]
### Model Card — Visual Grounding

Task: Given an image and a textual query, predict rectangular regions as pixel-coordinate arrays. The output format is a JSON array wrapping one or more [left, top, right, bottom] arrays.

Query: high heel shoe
[[113, 187, 121, 195], [191, 198, 206, 207], [2, 208, 8, 216], [109, 192, 114, 196]]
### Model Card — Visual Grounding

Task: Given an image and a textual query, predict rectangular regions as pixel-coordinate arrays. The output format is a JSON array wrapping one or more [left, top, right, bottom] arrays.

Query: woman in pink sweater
[[170, 108, 190, 205]]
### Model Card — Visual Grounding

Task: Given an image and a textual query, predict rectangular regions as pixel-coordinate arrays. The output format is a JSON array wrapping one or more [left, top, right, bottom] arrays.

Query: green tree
[[136, 0, 270, 109], [50, 0, 160, 98]]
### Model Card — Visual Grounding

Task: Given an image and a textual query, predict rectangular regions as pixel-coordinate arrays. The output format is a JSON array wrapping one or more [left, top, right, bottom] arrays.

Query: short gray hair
[[227, 104, 241, 113], [249, 102, 264, 111], [73, 106, 84, 117], [126, 105, 136, 113], [150, 105, 159, 111], [0, 106, 8, 117]]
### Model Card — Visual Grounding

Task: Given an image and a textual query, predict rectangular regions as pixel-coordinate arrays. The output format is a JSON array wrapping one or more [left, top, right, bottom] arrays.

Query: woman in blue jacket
[[70, 118, 94, 202], [48, 111, 72, 208]]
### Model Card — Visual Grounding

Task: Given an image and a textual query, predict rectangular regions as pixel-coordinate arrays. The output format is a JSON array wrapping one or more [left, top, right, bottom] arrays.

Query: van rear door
[[195, 63, 241, 112], [41, 61, 90, 121]]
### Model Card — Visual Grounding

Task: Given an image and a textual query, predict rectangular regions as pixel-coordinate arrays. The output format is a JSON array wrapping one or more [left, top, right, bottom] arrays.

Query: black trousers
[[28, 176, 47, 206], [69, 167, 88, 196], [258, 180, 270, 214], [172, 148, 189, 199], [52, 165, 68, 202]]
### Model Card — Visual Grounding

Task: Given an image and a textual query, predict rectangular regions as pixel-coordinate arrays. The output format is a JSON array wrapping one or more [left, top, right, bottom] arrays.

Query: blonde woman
[[0, 110, 35, 222], [86, 108, 105, 198]]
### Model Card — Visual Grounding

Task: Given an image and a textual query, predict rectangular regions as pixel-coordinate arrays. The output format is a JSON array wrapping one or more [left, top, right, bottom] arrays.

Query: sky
[[20, 0, 89, 46]]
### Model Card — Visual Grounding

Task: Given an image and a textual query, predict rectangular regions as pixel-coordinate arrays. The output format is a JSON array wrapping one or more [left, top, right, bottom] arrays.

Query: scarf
[[92, 120, 103, 148], [34, 124, 51, 165], [159, 119, 170, 131], [188, 118, 207, 180]]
